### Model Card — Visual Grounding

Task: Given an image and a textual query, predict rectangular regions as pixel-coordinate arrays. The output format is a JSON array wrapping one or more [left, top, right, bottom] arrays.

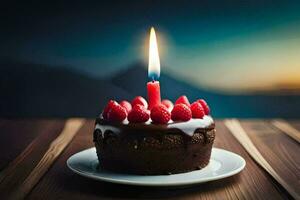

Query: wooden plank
[[225, 119, 299, 199], [9, 118, 85, 200], [28, 120, 287, 200], [0, 119, 66, 198], [241, 120, 300, 198], [0, 119, 61, 170], [271, 119, 300, 143], [288, 120, 300, 131]]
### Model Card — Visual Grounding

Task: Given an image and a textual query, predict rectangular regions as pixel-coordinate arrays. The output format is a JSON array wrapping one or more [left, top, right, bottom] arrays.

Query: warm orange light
[[148, 27, 160, 80]]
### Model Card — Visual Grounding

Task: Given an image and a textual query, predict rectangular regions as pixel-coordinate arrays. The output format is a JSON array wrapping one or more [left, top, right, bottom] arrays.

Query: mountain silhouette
[[0, 60, 131, 117], [0, 60, 299, 118], [110, 62, 300, 118], [110, 62, 218, 99]]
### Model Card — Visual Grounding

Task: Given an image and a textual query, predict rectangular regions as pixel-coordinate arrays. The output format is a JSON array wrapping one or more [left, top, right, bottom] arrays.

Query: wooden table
[[0, 119, 299, 199]]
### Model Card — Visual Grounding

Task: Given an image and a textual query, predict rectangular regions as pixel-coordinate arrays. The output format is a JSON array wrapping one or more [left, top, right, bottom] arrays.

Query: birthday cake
[[93, 96, 216, 175]]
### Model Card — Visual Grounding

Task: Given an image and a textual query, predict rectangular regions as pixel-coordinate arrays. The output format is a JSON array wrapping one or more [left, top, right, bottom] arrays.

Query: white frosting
[[95, 115, 214, 137], [167, 115, 214, 136], [95, 124, 120, 138]]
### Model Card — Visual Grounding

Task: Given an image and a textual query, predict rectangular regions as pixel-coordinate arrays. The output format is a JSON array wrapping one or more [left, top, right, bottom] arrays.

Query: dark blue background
[[1, 1, 299, 118]]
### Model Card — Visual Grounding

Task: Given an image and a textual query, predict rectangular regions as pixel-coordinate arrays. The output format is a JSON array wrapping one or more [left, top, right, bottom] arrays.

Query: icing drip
[[167, 116, 214, 136], [95, 124, 120, 138], [95, 115, 214, 137]]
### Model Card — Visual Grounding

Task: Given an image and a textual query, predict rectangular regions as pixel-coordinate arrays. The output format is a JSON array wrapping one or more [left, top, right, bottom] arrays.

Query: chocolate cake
[[93, 115, 215, 175]]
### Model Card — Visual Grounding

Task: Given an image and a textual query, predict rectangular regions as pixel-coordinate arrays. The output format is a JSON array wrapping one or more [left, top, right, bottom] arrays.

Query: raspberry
[[131, 96, 148, 109], [120, 100, 132, 114], [128, 104, 150, 123], [107, 103, 127, 122], [197, 99, 210, 115], [150, 104, 171, 124], [161, 99, 174, 111], [191, 102, 205, 118], [102, 100, 118, 119], [175, 95, 190, 107], [171, 103, 192, 121]]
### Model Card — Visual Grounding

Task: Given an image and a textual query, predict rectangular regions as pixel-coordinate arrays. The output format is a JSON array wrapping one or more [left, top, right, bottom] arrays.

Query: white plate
[[67, 147, 245, 186]]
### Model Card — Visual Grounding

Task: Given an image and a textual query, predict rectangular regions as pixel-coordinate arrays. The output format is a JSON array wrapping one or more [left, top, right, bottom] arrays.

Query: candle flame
[[148, 27, 160, 80]]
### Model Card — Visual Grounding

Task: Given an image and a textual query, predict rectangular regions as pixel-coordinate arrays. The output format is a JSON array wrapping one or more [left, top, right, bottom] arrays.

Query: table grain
[[0, 119, 299, 200]]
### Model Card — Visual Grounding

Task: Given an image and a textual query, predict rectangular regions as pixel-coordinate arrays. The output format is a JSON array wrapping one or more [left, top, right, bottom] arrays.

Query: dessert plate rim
[[67, 147, 246, 186]]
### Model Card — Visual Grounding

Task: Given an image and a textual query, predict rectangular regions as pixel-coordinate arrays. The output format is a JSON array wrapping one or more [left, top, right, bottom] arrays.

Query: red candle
[[147, 27, 161, 110], [147, 81, 161, 110]]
